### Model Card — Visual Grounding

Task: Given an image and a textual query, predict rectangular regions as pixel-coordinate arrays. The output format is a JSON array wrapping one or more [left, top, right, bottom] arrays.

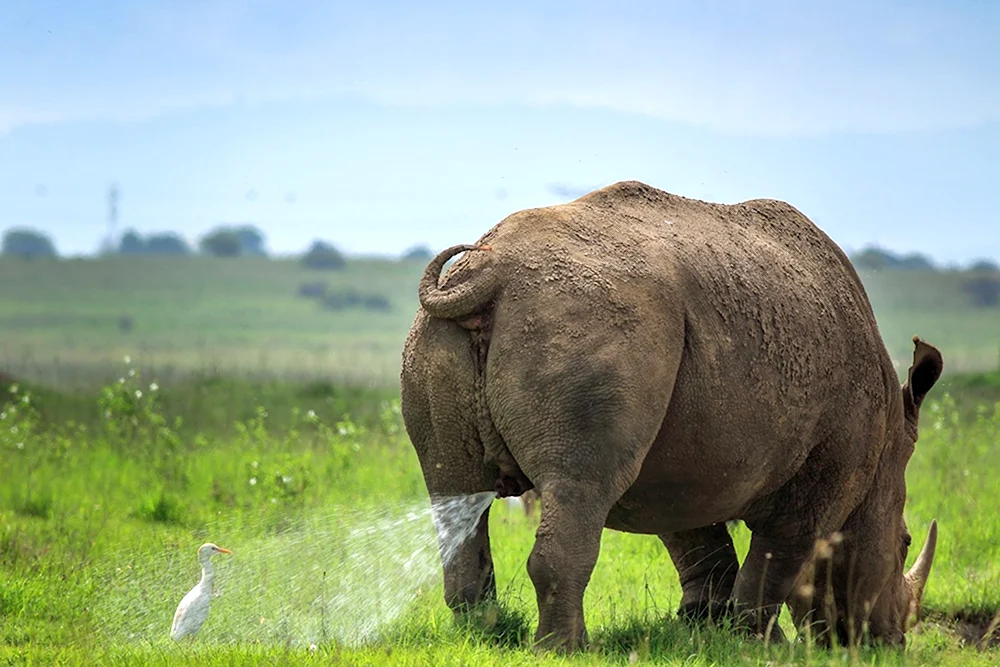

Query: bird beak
[[216, 547, 233, 554]]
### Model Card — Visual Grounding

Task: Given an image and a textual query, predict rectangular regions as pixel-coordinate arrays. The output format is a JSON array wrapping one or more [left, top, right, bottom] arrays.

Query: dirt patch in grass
[[930, 607, 1000, 649]]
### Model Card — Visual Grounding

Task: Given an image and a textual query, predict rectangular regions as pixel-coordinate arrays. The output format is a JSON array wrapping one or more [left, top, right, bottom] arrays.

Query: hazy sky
[[1, 0, 998, 262]]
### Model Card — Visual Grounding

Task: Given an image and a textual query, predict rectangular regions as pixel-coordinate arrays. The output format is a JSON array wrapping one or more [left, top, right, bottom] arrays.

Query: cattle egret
[[170, 542, 232, 640]]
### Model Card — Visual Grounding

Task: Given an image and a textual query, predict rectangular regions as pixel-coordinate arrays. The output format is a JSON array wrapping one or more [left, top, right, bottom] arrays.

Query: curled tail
[[418, 243, 499, 319]]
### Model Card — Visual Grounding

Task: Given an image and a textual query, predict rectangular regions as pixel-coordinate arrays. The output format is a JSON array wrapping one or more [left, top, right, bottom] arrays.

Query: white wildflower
[[306, 410, 316, 420], [118, 377, 125, 384], [149, 382, 159, 392], [124, 354, 131, 365], [104, 410, 112, 419], [11, 426, 18, 434], [282, 475, 292, 484], [135, 390, 142, 399], [21, 395, 29, 404], [251, 460, 259, 469], [15, 442, 23, 450], [9, 384, 17, 394], [270, 498, 277, 504], [128, 368, 136, 377], [0, 412, 5, 420], [249, 477, 257, 486]]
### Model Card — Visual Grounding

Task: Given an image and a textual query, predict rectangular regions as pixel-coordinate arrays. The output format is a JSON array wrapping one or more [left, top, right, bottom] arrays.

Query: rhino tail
[[418, 243, 499, 319]]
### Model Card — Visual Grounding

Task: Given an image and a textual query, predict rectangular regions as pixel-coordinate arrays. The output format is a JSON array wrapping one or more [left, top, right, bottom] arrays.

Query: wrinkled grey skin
[[400, 181, 942, 651]]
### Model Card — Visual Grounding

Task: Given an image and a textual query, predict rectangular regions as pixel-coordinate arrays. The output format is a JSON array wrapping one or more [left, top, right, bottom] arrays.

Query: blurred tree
[[852, 247, 896, 271], [895, 252, 935, 271], [118, 229, 146, 255], [199, 229, 243, 257], [297, 281, 328, 299], [969, 258, 999, 273], [117, 230, 191, 256], [146, 232, 191, 255], [302, 240, 346, 270], [234, 225, 267, 256], [401, 244, 433, 261], [1, 227, 58, 258], [851, 246, 936, 272], [319, 288, 391, 312]]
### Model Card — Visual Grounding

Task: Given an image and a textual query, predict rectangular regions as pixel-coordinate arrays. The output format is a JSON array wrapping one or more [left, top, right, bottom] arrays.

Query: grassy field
[[0, 256, 428, 388], [0, 257, 998, 390], [858, 267, 1000, 374], [2, 362, 1000, 665], [2, 255, 1000, 665]]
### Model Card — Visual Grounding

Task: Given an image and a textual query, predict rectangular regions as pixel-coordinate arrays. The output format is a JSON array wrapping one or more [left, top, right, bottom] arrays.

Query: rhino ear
[[904, 336, 943, 418]]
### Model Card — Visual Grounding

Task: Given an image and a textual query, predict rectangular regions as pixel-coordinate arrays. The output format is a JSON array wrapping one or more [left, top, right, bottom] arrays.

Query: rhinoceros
[[400, 181, 942, 651]]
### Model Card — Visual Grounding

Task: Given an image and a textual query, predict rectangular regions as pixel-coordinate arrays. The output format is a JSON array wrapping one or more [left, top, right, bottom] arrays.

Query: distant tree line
[[849, 245, 999, 274], [198, 225, 267, 258], [9, 226, 995, 307], [8, 224, 995, 274], [118, 229, 191, 256], [0, 225, 435, 265], [0, 224, 439, 323], [3, 224, 999, 311], [850, 247, 937, 272], [849, 245, 1000, 308]]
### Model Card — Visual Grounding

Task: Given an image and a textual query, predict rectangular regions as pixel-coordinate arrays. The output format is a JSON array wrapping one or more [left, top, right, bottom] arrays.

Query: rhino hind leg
[[521, 420, 676, 651], [660, 524, 740, 624], [491, 304, 685, 652], [527, 480, 619, 652]]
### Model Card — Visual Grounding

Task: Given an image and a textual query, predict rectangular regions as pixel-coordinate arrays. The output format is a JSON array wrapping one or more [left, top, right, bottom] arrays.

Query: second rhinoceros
[[400, 181, 941, 651]]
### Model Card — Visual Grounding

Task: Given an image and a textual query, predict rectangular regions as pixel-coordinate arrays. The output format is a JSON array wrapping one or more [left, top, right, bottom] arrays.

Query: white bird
[[170, 542, 232, 640]]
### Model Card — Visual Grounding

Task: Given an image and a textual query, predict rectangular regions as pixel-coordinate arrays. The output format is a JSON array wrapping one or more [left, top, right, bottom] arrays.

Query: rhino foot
[[531, 623, 588, 654], [732, 606, 787, 644]]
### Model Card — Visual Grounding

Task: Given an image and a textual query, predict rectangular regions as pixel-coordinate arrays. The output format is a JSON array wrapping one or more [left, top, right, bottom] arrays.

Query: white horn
[[904, 519, 938, 605]]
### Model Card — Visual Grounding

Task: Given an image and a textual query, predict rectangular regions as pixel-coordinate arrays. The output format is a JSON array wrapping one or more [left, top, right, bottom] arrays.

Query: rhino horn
[[904, 519, 938, 604]]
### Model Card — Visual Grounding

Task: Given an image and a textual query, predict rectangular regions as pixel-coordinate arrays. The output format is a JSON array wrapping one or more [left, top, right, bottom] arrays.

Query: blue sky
[[1, 0, 998, 262]]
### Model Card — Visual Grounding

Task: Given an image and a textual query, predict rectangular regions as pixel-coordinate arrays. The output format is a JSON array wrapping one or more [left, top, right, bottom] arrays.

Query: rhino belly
[[604, 410, 817, 535]]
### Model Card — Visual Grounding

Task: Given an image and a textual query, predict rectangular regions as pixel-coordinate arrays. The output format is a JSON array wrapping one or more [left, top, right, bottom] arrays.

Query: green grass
[[1, 255, 1000, 664], [2, 368, 1000, 665]]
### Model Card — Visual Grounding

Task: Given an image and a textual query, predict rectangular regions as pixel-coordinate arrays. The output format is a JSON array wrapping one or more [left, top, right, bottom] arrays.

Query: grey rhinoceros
[[400, 180, 941, 651]]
